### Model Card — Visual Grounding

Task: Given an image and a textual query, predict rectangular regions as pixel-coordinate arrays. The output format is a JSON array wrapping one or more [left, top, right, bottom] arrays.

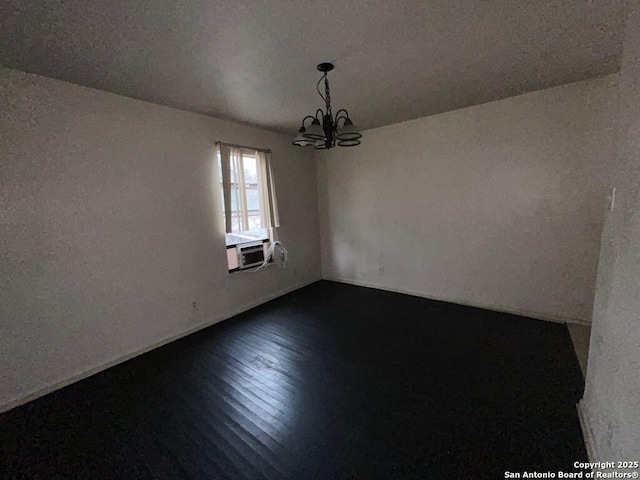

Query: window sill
[[227, 261, 275, 276]]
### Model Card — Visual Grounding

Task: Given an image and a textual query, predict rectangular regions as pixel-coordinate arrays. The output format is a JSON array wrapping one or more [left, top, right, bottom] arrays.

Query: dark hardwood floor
[[1, 280, 587, 479]]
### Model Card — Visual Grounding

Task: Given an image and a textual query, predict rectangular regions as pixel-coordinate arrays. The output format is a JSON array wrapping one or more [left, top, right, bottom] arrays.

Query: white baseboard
[[323, 276, 592, 326], [577, 400, 598, 462], [0, 277, 320, 414]]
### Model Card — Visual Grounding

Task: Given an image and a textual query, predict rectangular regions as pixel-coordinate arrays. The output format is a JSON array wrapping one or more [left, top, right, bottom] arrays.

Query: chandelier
[[292, 63, 362, 149]]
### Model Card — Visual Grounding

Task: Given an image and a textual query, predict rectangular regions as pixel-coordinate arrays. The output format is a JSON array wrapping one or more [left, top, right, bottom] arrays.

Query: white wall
[[0, 66, 321, 411], [581, 0, 640, 460], [318, 76, 618, 324]]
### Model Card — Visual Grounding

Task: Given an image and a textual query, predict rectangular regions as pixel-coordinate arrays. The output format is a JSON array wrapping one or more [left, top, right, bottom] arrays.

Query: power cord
[[246, 240, 288, 273]]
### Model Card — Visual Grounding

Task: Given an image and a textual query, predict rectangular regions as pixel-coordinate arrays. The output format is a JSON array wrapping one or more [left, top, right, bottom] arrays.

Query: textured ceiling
[[0, 0, 626, 134]]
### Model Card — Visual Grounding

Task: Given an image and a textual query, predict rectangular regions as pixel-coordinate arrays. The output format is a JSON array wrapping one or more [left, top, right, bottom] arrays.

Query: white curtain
[[257, 150, 280, 231], [219, 145, 247, 233], [219, 144, 232, 233]]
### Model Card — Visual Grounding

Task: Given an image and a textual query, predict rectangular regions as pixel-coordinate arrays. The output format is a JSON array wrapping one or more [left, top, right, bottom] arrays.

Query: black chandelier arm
[[333, 109, 350, 128], [300, 115, 316, 127], [334, 109, 350, 119], [315, 109, 324, 121]]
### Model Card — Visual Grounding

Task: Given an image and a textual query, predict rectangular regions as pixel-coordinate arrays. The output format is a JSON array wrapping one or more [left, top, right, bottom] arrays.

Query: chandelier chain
[[324, 74, 332, 119]]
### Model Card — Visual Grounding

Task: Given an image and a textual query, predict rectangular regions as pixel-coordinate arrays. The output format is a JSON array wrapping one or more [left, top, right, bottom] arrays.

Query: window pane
[[243, 156, 258, 183], [246, 186, 260, 211], [247, 214, 262, 231]]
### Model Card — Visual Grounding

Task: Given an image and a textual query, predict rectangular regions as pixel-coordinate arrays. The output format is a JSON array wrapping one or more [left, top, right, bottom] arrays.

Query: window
[[217, 143, 280, 271]]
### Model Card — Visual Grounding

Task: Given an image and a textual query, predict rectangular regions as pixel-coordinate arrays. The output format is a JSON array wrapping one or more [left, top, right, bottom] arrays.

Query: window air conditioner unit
[[237, 242, 265, 270]]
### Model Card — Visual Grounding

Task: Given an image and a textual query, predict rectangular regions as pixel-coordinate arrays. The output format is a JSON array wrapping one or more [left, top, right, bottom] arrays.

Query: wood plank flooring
[[0, 280, 587, 479]]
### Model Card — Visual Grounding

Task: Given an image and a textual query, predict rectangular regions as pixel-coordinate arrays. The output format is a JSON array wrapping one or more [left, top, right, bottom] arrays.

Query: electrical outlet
[[379, 267, 384, 276]]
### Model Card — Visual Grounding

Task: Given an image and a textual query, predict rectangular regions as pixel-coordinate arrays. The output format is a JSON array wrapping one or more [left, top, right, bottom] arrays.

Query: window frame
[[217, 143, 279, 273]]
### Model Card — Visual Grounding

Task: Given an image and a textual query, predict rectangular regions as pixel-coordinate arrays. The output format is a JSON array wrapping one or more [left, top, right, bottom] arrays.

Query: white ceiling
[[0, 0, 626, 134]]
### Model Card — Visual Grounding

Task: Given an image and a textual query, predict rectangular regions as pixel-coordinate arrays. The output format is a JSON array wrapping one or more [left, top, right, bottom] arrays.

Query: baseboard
[[577, 400, 598, 462], [323, 276, 592, 326], [0, 277, 321, 414]]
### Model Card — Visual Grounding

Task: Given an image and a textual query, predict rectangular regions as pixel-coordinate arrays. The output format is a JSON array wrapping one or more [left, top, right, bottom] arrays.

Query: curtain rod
[[216, 141, 272, 153]]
